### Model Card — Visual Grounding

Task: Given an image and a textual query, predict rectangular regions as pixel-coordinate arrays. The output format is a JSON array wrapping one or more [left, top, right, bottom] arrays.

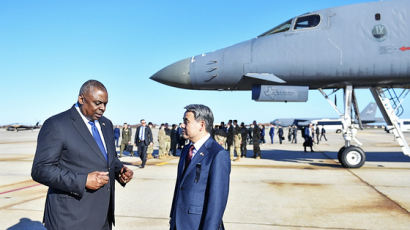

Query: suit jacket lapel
[[100, 119, 112, 164], [180, 138, 211, 186], [70, 106, 107, 163]]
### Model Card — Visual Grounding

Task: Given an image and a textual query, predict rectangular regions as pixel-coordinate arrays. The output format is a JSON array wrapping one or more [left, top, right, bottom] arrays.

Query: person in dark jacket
[[269, 124, 275, 144], [31, 80, 133, 230], [252, 121, 261, 159], [303, 124, 314, 152], [278, 126, 284, 144], [114, 125, 120, 147]]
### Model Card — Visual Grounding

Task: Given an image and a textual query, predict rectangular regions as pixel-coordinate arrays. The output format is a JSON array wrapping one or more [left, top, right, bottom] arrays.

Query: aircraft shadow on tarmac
[[244, 149, 410, 168], [7, 218, 45, 230]]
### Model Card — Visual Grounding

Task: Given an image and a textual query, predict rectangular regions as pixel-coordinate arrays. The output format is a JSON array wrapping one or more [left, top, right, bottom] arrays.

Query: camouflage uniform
[[233, 125, 242, 161], [252, 125, 261, 159], [158, 127, 166, 159], [119, 127, 132, 157], [164, 127, 171, 156]]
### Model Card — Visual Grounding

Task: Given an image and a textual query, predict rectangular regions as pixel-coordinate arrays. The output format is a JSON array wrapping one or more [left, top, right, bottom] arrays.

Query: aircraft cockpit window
[[258, 19, 292, 37], [294, 14, 320, 30]]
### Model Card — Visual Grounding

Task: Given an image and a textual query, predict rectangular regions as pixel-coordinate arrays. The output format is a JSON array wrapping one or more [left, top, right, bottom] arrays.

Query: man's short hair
[[79, 80, 107, 96], [184, 104, 214, 133]]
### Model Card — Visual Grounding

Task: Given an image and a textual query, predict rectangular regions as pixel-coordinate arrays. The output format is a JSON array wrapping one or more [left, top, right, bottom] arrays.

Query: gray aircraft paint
[[151, 0, 410, 91]]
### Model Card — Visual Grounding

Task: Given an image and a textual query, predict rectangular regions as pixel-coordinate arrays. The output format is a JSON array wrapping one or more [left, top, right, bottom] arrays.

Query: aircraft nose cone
[[150, 58, 192, 89]]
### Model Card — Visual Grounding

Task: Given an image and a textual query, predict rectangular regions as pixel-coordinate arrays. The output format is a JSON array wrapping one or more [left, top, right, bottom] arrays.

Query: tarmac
[[0, 128, 410, 230]]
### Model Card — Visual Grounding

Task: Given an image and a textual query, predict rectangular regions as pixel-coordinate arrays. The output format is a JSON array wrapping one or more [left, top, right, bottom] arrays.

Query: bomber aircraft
[[6, 122, 40, 132], [272, 102, 382, 128], [151, 0, 410, 168]]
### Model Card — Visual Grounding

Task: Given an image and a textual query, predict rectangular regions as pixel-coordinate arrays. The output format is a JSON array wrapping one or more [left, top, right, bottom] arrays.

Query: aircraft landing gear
[[338, 146, 365, 168], [320, 85, 365, 168]]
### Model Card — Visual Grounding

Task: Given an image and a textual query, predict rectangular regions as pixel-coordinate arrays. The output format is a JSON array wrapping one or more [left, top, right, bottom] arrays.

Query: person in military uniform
[[278, 126, 284, 144], [292, 125, 298, 144], [214, 124, 227, 148], [226, 120, 234, 160], [146, 122, 154, 159], [119, 123, 132, 157], [170, 124, 178, 156], [158, 124, 165, 159], [164, 123, 172, 157], [252, 121, 261, 159], [232, 120, 242, 161], [240, 122, 248, 158]]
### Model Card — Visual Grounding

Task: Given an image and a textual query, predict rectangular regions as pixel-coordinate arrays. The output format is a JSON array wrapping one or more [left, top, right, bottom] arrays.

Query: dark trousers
[[240, 141, 247, 157], [138, 142, 148, 167], [320, 133, 327, 141], [253, 141, 261, 158], [114, 137, 119, 147], [269, 135, 274, 144], [171, 140, 177, 156]]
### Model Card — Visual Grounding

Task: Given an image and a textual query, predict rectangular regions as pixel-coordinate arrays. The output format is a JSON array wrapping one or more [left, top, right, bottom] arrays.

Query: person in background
[[135, 119, 153, 168], [114, 125, 120, 147], [292, 125, 298, 144], [158, 124, 165, 159], [304, 123, 314, 152], [260, 125, 266, 144], [240, 122, 248, 158], [320, 125, 328, 142], [269, 124, 275, 144], [170, 124, 178, 156], [252, 121, 261, 159], [146, 122, 154, 159], [120, 123, 132, 157], [278, 126, 284, 144]]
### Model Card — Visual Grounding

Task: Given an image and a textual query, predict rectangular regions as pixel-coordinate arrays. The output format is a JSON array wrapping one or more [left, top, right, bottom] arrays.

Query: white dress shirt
[[75, 104, 107, 153]]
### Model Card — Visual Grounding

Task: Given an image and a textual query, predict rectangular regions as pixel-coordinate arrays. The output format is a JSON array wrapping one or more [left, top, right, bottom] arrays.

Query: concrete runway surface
[[0, 128, 409, 230]]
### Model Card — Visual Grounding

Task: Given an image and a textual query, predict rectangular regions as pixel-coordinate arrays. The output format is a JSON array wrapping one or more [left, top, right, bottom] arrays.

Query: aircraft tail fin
[[360, 102, 377, 121]]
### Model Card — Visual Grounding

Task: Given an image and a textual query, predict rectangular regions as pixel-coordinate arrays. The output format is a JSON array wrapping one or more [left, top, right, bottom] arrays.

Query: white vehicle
[[310, 119, 343, 133], [398, 119, 410, 132]]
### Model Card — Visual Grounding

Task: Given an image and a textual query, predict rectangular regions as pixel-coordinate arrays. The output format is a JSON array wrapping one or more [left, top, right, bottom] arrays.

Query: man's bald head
[[79, 80, 107, 97]]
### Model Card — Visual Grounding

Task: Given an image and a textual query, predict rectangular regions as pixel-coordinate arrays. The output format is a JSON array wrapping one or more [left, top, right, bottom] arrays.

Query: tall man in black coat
[[135, 119, 153, 168], [31, 80, 133, 230]]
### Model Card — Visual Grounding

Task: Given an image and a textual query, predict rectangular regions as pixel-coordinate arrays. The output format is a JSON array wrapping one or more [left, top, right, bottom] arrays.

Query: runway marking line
[[156, 162, 169, 166], [0, 183, 41, 195]]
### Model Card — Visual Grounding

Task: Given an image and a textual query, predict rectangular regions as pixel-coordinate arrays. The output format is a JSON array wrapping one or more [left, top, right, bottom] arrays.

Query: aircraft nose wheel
[[338, 146, 366, 168]]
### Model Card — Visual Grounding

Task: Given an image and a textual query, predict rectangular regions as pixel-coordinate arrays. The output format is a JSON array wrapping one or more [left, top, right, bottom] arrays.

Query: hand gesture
[[119, 166, 133, 184], [86, 171, 109, 190]]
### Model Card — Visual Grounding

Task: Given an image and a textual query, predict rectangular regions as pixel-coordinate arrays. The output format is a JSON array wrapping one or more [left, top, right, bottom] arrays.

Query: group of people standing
[[269, 125, 299, 144], [114, 122, 187, 161], [213, 120, 264, 160]]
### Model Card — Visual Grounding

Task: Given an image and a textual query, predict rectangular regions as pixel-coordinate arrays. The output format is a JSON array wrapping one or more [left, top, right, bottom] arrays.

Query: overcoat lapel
[[69, 106, 107, 163]]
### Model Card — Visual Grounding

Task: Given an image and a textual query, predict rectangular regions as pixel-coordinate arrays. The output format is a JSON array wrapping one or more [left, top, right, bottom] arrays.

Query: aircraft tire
[[340, 146, 366, 168], [337, 146, 346, 163]]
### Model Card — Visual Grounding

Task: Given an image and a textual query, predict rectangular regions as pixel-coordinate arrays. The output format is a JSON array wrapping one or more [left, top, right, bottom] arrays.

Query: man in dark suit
[[31, 80, 133, 230], [170, 104, 231, 230], [134, 119, 153, 168]]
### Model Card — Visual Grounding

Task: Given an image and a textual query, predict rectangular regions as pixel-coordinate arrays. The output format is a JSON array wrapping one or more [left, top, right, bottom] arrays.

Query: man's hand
[[119, 166, 133, 184], [86, 171, 109, 190]]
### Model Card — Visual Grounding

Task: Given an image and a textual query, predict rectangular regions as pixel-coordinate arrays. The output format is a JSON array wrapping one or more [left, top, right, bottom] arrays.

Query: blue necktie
[[88, 121, 108, 162]]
